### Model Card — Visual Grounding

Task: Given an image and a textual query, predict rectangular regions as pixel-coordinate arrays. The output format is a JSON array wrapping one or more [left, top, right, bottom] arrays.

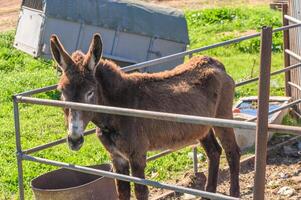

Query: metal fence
[[13, 7, 301, 200]]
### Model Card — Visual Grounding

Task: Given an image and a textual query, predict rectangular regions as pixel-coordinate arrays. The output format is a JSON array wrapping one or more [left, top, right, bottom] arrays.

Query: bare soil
[[0, 0, 21, 32], [146, 0, 271, 9], [150, 136, 301, 200]]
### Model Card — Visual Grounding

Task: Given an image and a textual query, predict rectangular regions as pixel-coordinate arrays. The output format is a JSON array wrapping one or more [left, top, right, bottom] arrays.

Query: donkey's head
[[50, 34, 103, 151]]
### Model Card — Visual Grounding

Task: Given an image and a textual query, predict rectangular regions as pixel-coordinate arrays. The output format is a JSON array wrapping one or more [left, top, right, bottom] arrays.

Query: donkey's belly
[[147, 124, 211, 151]]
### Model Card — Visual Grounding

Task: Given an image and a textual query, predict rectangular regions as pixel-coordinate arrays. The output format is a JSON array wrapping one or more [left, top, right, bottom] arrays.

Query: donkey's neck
[[92, 59, 131, 129], [96, 59, 127, 98]]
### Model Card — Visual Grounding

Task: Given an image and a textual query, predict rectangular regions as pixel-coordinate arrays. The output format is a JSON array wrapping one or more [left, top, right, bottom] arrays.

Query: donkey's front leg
[[130, 153, 149, 200], [112, 155, 131, 200]]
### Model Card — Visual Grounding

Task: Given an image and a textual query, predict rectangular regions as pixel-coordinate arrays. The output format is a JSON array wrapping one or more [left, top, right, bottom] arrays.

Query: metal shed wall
[[44, 0, 189, 44], [15, 0, 189, 72], [288, 0, 301, 111]]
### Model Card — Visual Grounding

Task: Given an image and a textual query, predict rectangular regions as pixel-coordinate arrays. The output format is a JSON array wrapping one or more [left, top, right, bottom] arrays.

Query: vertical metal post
[[282, 4, 291, 97], [193, 147, 198, 174], [189, 53, 193, 59], [253, 27, 272, 200], [13, 96, 25, 200]]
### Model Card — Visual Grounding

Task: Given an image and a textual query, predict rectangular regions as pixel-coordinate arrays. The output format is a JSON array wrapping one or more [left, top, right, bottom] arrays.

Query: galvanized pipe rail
[[22, 154, 238, 200], [23, 129, 96, 155], [247, 98, 301, 122], [236, 62, 301, 87], [122, 23, 301, 72], [288, 81, 301, 91], [20, 97, 301, 162], [284, 14, 301, 24], [285, 49, 301, 61], [16, 61, 301, 98], [15, 96, 301, 135], [15, 61, 301, 98]]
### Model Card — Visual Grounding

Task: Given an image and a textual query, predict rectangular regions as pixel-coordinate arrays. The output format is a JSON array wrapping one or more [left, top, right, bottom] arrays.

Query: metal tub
[[233, 96, 291, 150], [31, 164, 117, 200]]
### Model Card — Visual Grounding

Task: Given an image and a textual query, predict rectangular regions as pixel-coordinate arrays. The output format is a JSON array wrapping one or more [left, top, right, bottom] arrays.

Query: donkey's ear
[[50, 35, 74, 71], [93, 64, 103, 84], [85, 33, 103, 70]]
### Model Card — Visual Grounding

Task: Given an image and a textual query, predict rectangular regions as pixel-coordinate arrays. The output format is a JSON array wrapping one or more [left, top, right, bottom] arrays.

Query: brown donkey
[[50, 33, 240, 200]]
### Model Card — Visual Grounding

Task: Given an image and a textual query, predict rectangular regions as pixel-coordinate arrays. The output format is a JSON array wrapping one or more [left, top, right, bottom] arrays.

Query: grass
[[0, 5, 291, 199]]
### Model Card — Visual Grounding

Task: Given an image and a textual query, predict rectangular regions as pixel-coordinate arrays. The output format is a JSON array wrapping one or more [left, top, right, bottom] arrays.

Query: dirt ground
[[0, 0, 272, 32], [147, 0, 272, 10], [0, 0, 20, 32], [150, 136, 301, 200], [217, 141, 301, 200]]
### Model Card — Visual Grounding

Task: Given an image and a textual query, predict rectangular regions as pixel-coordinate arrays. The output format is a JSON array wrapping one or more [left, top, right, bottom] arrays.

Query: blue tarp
[[42, 0, 189, 44], [237, 101, 281, 119]]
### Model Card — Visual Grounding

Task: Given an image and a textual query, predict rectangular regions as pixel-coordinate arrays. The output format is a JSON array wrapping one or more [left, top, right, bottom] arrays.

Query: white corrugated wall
[[288, 0, 301, 111]]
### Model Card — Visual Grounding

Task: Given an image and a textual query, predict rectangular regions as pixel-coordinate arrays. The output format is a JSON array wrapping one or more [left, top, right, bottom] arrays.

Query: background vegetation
[[0, 6, 289, 199]]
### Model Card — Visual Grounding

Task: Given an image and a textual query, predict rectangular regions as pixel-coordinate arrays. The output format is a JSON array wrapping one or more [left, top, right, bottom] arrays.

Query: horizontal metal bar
[[122, 23, 301, 71], [15, 84, 57, 96], [23, 129, 96, 154], [288, 81, 301, 91], [22, 155, 238, 200], [22, 126, 177, 162], [147, 150, 173, 162], [236, 63, 301, 87], [15, 62, 301, 98], [16, 96, 301, 135], [16, 96, 258, 130], [291, 109, 301, 118], [247, 98, 301, 122], [147, 144, 198, 162], [285, 49, 301, 61], [122, 33, 261, 72], [268, 123, 301, 135], [14, 24, 301, 98], [284, 15, 301, 24]]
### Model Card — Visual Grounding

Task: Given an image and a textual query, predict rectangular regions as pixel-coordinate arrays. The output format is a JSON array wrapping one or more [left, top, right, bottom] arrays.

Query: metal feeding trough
[[14, 0, 189, 71], [233, 96, 291, 150], [31, 164, 117, 200]]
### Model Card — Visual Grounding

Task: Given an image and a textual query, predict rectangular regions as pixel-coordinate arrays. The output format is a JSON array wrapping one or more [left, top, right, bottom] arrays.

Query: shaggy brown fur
[[94, 57, 227, 149], [50, 33, 240, 200]]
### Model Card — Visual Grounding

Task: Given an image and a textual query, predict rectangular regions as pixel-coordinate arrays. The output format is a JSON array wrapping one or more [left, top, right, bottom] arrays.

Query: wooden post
[[283, 4, 291, 97], [253, 26, 272, 200]]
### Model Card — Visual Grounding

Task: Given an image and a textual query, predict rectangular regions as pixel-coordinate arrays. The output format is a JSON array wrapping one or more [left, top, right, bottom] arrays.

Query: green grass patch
[[0, 6, 290, 199]]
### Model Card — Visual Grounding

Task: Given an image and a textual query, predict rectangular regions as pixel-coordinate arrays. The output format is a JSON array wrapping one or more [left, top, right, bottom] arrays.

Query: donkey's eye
[[87, 90, 94, 99]]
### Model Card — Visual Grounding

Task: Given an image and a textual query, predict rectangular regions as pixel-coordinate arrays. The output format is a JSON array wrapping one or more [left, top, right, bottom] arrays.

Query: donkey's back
[[108, 56, 235, 150]]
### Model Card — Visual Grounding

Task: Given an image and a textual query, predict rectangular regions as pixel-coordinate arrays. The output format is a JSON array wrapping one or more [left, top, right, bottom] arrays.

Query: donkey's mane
[[99, 56, 225, 83]]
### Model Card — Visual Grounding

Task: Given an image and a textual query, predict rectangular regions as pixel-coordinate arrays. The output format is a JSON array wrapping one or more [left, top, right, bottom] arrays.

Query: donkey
[[50, 33, 240, 200]]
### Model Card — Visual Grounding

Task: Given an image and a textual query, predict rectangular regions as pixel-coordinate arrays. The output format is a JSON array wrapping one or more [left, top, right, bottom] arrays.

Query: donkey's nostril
[[67, 135, 84, 151]]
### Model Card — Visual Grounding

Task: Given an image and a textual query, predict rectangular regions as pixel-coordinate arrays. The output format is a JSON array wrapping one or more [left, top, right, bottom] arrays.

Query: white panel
[[113, 32, 151, 62], [41, 18, 81, 58], [14, 8, 43, 57], [78, 25, 115, 55], [289, 0, 301, 111], [144, 38, 186, 72]]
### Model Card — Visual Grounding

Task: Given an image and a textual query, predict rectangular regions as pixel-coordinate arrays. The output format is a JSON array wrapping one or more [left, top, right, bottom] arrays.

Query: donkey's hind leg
[[214, 127, 240, 197], [214, 76, 240, 197], [129, 153, 149, 200], [200, 129, 222, 195], [112, 155, 131, 200]]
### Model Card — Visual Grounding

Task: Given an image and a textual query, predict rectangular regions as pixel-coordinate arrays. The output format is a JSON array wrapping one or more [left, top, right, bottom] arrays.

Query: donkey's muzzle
[[67, 135, 84, 151]]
